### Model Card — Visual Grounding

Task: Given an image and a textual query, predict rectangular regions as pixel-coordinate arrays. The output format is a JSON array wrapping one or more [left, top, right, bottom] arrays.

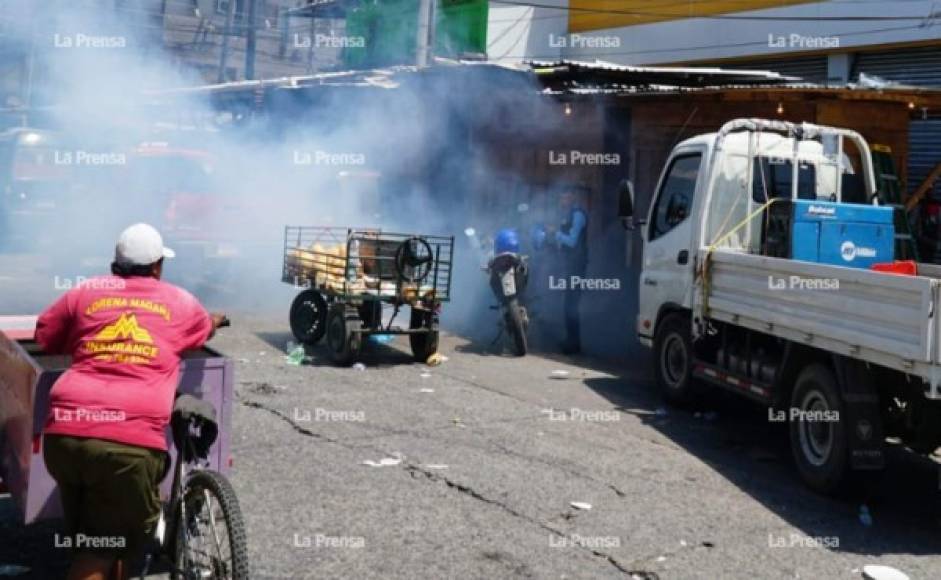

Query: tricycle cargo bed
[[282, 226, 454, 303], [0, 329, 234, 524], [699, 251, 941, 397]]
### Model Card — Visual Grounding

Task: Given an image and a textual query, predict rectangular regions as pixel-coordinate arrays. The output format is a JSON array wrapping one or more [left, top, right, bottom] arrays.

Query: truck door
[[637, 152, 703, 340]]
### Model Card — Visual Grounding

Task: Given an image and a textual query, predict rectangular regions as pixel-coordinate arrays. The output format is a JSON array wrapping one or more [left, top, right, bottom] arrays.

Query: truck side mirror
[[618, 179, 635, 228]]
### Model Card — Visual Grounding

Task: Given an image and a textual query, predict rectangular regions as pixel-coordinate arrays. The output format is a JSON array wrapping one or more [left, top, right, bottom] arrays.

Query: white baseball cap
[[115, 223, 175, 266]]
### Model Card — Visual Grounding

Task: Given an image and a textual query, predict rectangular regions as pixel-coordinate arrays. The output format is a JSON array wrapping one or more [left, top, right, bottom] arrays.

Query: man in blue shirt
[[554, 186, 589, 354]]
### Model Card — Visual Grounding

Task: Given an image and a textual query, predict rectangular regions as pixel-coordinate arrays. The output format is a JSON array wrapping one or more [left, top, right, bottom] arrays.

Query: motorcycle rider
[[552, 185, 589, 355]]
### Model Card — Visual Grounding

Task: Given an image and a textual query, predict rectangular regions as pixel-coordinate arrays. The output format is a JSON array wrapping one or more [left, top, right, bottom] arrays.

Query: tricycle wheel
[[409, 308, 439, 362], [290, 289, 328, 345], [326, 305, 362, 365]]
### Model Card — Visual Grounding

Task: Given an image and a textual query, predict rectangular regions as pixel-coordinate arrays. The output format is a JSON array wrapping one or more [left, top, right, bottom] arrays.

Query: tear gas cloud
[[1, 1, 575, 347]]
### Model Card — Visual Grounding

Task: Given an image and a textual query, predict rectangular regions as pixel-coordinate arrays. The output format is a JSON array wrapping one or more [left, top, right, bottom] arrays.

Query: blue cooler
[[763, 200, 894, 269]]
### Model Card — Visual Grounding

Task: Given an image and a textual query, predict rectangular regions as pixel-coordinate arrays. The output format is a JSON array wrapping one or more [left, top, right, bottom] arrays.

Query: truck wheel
[[653, 313, 697, 405], [789, 364, 848, 494], [505, 299, 528, 357], [326, 305, 362, 365], [290, 290, 328, 345], [409, 308, 439, 362]]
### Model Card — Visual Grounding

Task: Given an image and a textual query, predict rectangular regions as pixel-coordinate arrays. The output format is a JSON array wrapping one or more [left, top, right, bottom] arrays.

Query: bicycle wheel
[[173, 470, 249, 580]]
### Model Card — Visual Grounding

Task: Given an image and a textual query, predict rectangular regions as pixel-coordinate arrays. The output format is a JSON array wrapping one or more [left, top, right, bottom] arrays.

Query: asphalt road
[[3, 315, 941, 579]]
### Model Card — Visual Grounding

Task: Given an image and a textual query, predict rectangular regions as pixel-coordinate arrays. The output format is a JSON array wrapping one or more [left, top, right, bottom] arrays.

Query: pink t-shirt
[[35, 276, 213, 451]]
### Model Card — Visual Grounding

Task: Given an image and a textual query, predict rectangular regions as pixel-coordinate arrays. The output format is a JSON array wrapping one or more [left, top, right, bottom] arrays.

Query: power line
[[489, 0, 939, 22], [487, 21, 934, 61]]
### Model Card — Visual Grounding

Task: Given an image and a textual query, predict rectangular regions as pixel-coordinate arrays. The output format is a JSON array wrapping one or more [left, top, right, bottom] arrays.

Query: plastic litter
[[570, 501, 592, 511], [426, 353, 445, 366], [862, 565, 909, 580], [370, 334, 394, 344], [285, 346, 306, 366], [423, 464, 448, 470], [859, 504, 873, 527], [550, 370, 570, 379], [352, 362, 367, 371], [419, 388, 435, 393], [0, 565, 30, 576], [284, 340, 307, 366], [656, 556, 666, 563], [420, 371, 432, 379], [362, 452, 404, 467]]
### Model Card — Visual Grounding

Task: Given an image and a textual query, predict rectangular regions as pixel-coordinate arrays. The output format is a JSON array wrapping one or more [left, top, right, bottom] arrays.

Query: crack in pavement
[[485, 439, 632, 499], [240, 394, 679, 499], [402, 463, 657, 579], [239, 398, 656, 578]]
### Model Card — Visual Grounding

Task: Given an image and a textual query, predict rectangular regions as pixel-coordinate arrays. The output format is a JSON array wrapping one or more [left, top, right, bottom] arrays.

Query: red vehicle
[[126, 142, 245, 296]]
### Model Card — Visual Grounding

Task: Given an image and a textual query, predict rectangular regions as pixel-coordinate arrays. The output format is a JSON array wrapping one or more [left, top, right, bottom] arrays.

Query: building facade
[[487, 0, 941, 197]]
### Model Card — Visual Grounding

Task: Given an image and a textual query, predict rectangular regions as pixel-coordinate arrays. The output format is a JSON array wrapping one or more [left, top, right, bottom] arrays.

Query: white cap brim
[[162, 247, 176, 259]]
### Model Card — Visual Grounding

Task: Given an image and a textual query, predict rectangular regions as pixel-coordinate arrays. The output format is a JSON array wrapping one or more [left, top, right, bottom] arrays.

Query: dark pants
[[562, 263, 586, 349], [44, 434, 166, 559], [563, 285, 582, 348]]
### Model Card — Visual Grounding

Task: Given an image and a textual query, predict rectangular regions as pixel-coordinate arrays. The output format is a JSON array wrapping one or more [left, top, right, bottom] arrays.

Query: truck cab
[[634, 123, 874, 352]]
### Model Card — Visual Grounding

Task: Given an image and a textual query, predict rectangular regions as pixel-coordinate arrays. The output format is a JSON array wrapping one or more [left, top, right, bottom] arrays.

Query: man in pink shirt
[[36, 223, 226, 580]]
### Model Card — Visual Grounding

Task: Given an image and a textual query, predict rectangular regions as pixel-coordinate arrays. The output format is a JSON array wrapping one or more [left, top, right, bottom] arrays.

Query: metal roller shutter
[[852, 47, 941, 197], [852, 47, 941, 88], [909, 119, 941, 197]]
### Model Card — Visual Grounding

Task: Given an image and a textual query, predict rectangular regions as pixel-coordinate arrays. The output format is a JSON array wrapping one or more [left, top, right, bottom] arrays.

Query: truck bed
[[699, 251, 941, 398]]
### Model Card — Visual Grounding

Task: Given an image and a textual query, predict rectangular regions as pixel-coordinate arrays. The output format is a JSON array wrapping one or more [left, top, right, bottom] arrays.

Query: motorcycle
[[486, 228, 529, 356]]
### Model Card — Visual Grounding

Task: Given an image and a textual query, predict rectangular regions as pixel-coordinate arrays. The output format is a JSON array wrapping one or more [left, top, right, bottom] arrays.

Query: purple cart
[[0, 320, 234, 525]]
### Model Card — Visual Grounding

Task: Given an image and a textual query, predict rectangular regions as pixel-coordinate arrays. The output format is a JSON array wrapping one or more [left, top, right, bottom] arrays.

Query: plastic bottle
[[285, 341, 306, 366]]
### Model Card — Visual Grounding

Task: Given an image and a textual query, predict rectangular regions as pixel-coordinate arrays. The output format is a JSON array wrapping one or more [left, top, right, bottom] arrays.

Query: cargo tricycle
[[282, 226, 454, 365]]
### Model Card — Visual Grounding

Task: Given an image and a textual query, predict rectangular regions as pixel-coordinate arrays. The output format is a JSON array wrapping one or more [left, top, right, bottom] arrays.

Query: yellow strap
[[701, 197, 783, 316]]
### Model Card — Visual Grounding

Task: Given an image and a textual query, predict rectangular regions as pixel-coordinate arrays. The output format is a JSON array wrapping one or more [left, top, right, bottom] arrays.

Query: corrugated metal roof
[[529, 59, 800, 90]]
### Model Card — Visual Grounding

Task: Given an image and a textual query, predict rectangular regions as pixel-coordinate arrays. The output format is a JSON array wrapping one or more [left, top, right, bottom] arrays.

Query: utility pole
[[416, 0, 436, 67], [217, 0, 237, 83], [245, 0, 258, 80], [23, 5, 36, 123]]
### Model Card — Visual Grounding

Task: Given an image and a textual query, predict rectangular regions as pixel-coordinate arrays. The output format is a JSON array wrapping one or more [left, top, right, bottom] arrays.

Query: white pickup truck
[[620, 118, 941, 493]]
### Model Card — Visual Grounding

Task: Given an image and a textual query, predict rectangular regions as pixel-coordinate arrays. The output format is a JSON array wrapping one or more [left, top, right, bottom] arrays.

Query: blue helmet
[[494, 228, 520, 255]]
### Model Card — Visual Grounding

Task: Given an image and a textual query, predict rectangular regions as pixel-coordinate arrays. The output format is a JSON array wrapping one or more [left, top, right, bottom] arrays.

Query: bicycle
[[138, 394, 249, 580]]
